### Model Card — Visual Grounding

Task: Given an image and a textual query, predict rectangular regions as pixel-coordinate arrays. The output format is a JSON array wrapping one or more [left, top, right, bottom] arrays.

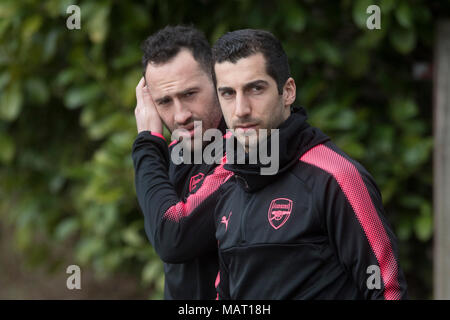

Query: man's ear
[[282, 77, 296, 107]]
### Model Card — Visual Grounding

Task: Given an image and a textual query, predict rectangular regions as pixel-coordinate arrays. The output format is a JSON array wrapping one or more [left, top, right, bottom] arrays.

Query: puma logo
[[221, 212, 232, 231]]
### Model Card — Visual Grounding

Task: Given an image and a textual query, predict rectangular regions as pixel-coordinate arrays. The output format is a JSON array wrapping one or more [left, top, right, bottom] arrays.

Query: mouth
[[234, 123, 259, 134]]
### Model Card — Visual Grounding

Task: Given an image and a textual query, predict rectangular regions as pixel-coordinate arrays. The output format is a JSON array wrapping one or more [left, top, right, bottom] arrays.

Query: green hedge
[[0, 0, 444, 298]]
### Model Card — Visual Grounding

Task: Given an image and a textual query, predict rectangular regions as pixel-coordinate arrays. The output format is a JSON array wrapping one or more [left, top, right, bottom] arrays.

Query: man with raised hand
[[132, 25, 232, 300], [211, 29, 408, 299]]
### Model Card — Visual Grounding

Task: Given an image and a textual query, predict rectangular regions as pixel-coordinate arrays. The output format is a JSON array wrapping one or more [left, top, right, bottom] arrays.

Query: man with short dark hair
[[132, 25, 231, 299], [211, 29, 408, 299], [133, 25, 408, 300]]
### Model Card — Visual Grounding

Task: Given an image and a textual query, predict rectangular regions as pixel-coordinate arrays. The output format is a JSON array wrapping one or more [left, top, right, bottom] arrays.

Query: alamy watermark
[[366, 265, 381, 290], [366, 5, 381, 30], [66, 5, 81, 30], [66, 264, 81, 290], [170, 121, 280, 175], [65, 4, 380, 31]]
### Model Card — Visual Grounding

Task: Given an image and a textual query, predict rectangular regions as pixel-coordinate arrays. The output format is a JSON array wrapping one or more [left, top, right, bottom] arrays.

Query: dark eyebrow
[[243, 80, 269, 91], [154, 95, 171, 104], [217, 80, 269, 93], [178, 87, 200, 96], [154, 87, 200, 104], [217, 86, 234, 93]]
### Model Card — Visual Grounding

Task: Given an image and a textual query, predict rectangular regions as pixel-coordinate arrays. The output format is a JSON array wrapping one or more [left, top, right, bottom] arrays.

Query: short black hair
[[141, 25, 213, 79], [212, 29, 290, 95]]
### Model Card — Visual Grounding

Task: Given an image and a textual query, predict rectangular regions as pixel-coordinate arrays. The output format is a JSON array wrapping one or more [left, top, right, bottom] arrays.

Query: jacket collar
[[224, 107, 330, 192]]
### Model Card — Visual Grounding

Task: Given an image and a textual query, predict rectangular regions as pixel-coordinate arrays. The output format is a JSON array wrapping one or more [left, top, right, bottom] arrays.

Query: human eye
[[251, 85, 264, 94], [221, 90, 234, 99], [184, 90, 197, 98], [158, 98, 171, 106]]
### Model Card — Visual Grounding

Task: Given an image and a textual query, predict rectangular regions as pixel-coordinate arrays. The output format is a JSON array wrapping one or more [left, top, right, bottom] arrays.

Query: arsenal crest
[[189, 172, 205, 193], [268, 198, 293, 230]]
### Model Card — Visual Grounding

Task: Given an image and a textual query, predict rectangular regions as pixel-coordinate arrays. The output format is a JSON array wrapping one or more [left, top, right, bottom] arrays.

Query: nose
[[173, 99, 192, 126], [234, 92, 251, 118]]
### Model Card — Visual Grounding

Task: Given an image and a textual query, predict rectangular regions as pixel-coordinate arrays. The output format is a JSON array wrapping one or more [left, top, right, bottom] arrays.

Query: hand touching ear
[[135, 77, 163, 134]]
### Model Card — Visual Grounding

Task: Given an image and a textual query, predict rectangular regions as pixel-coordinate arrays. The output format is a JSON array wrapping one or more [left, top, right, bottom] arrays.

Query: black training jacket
[[132, 118, 231, 300], [214, 108, 408, 299]]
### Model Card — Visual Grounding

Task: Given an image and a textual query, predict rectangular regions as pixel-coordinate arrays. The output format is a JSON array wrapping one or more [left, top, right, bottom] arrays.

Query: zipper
[[235, 174, 251, 244]]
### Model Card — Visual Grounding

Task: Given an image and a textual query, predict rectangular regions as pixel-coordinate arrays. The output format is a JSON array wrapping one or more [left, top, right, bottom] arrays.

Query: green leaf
[[399, 195, 425, 209], [76, 237, 104, 264], [389, 27, 416, 54], [122, 226, 144, 247], [0, 18, 11, 38], [142, 261, 163, 284], [389, 97, 418, 122], [397, 217, 413, 241], [380, 0, 396, 13], [372, 125, 394, 154], [0, 82, 23, 121], [49, 175, 66, 194], [25, 78, 49, 105], [414, 203, 432, 241], [86, 3, 111, 44], [316, 41, 342, 66], [21, 15, 43, 42], [402, 137, 433, 168], [0, 132, 15, 164], [64, 85, 101, 109], [285, 4, 306, 32], [0, 0, 18, 18], [337, 139, 365, 159], [0, 72, 10, 90], [355, 25, 387, 49], [87, 113, 125, 140], [119, 68, 142, 107], [346, 48, 370, 78], [395, 2, 413, 29], [112, 48, 141, 70], [298, 77, 325, 105], [334, 110, 357, 130], [352, 0, 374, 29], [43, 30, 59, 61], [55, 218, 79, 241], [298, 46, 316, 64]]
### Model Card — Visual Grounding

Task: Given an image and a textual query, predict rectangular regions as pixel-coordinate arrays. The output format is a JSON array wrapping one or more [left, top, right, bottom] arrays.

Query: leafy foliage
[[1, 0, 446, 298]]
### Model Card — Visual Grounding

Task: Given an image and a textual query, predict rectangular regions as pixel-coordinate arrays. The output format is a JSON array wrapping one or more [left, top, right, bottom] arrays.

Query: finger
[[136, 77, 145, 106], [139, 77, 158, 112], [142, 84, 150, 94], [143, 91, 157, 111], [141, 84, 157, 109], [136, 76, 145, 91]]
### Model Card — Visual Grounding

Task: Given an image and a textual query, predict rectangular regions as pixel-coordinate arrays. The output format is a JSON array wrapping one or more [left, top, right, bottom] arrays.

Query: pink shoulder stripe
[[300, 144, 401, 300], [163, 156, 233, 222]]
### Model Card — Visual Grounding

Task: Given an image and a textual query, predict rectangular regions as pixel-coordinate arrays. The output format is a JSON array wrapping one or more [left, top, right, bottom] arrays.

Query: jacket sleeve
[[132, 131, 232, 263], [300, 143, 408, 300], [318, 158, 408, 300], [216, 250, 231, 300]]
